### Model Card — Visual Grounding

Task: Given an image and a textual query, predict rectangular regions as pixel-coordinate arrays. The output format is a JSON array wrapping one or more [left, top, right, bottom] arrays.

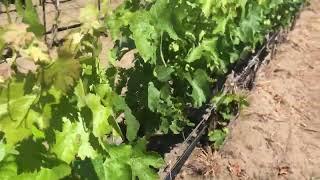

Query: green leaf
[[0, 80, 34, 118], [100, 139, 164, 180], [0, 153, 70, 180], [212, 15, 230, 35], [150, 0, 178, 40], [91, 156, 106, 180], [107, 7, 133, 39], [15, 0, 25, 17], [0, 142, 5, 162], [185, 69, 211, 108], [103, 146, 132, 180], [186, 38, 226, 72], [238, 5, 263, 44], [16, 0, 45, 37], [13, 164, 71, 180], [85, 94, 113, 138], [186, 38, 218, 63], [112, 94, 139, 142], [0, 156, 17, 180], [92, 84, 126, 140], [79, 3, 99, 24], [79, 3, 102, 31], [0, 94, 36, 122], [212, 92, 248, 121], [129, 12, 159, 64], [0, 117, 33, 145], [0, 142, 18, 179], [74, 80, 87, 109], [198, 0, 214, 17], [0, 142, 18, 163], [44, 56, 81, 94], [154, 66, 174, 82], [0, 81, 38, 144], [148, 82, 161, 112], [52, 118, 96, 163], [130, 139, 164, 180], [208, 128, 229, 149], [30, 125, 45, 139]]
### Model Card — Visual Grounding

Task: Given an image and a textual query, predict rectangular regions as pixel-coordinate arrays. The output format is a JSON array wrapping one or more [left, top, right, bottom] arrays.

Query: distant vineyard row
[[0, 0, 304, 179]]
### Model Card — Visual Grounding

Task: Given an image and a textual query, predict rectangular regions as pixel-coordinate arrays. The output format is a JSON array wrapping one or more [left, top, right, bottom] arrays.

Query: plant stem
[[4, 2, 12, 24], [160, 33, 167, 67]]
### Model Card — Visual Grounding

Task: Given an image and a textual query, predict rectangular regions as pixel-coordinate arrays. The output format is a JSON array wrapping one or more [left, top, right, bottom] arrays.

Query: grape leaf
[[0, 155, 17, 180], [106, 7, 133, 40], [7, 94, 36, 123], [129, 12, 159, 64], [24, 45, 50, 63], [85, 94, 113, 138], [186, 38, 225, 72], [111, 94, 139, 142], [185, 69, 211, 108], [13, 164, 71, 180], [150, 0, 178, 40], [208, 128, 229, 148], [91, 156, 106, 180], [198, 0, 214, 17], [0, 116, 33, 145], [79, 3, 101, 32], [0, 142, 5, 162], [0, 108, 47, 145], [154, 66, 174, 82], [0, 143, 19, 180], [43, 56, 81, 93], [15, 0, 45, 37], [103, 146, 131, 180], [238, 5, 263, 44], [147, 82, 161, 112], [100, 139, 164, 180], [0, 81, 38, 144], [74, 80, 86, 109], [52, 117, 96, 164], [92, 83, 139, 141]]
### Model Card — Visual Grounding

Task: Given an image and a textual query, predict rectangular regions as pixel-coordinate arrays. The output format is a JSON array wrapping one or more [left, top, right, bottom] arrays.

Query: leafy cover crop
[[0, 0, 304, 179]]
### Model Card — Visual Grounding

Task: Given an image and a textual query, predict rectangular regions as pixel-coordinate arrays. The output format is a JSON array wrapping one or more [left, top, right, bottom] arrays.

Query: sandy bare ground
[[180, 1, 320, 179]]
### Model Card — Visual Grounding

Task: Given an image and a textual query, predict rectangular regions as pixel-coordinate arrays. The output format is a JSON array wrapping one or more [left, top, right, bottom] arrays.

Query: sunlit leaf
[[52, 118, 96, 163], [43, 56, 81, 93]]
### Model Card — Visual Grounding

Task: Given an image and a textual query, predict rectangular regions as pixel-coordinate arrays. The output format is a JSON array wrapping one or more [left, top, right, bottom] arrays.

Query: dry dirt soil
[[179, 1, 320, 180]]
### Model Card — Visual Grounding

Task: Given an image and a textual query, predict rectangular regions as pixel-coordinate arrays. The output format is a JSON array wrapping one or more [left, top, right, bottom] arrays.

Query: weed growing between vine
[[208, 92, 248, 149]]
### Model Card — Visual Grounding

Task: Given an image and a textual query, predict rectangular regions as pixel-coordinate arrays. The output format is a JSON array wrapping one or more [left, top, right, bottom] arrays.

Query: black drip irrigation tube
[[44, 22, 82, 34], [163, 32, 281, 180]]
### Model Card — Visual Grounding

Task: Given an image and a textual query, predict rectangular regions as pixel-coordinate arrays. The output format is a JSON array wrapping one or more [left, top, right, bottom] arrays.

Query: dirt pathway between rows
[[180, 1, 320, 179]]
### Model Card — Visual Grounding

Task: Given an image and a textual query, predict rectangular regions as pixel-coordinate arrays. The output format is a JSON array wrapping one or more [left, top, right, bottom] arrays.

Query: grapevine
[[0, 0, 305, 179]]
